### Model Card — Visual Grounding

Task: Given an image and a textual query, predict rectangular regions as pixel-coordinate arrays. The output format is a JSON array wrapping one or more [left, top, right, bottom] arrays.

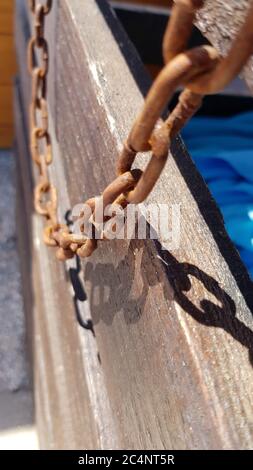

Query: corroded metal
[[28, 0, 74, 260]]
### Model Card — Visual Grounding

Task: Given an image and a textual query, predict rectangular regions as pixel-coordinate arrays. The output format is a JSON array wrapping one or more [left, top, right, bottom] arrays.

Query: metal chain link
[[28, 0, 75, 261], [28, 0, 253, 260]]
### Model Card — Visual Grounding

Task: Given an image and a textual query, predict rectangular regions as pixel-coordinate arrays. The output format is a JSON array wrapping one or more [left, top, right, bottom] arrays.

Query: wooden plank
[[14, 3, 118, 450], [0, 34, 17, 85], [0, 85, 13, 126], [14, 78, 111, 451], [0, 0, 14, 35], [16, 0, 253, 449], [196, 0, 253, 94], [0, 0, 16, 145], [0, 84, 14, 147], [0, 126, 13, 147]]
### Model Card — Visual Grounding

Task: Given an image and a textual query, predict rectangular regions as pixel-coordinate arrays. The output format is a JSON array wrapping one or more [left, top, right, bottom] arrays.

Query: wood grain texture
[[196, 0, 253, 94], [14, 77, 114, 451], [0, 0, 14, 35], [0, 0, 16, 146], [0, 85, 14, 148], [15, 0, 118, 450], [15, 0, 253, 449], [0, 127, 13, 147], [0, 35, 17, 85], [0, 85, 14, 125]]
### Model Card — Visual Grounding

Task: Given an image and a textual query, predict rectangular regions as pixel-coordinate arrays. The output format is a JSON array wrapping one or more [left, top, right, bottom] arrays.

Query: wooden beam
[[15, 0, 253, 449], [14, 74, 110, 452]]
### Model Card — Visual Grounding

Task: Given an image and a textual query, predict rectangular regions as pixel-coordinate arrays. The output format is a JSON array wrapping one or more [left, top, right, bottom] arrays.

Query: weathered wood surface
[[15, 0, 253, 449], [196, 0, 253, 94]]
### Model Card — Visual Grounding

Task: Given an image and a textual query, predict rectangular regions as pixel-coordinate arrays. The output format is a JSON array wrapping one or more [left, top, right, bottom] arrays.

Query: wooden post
[[15, 0, 253, 449]]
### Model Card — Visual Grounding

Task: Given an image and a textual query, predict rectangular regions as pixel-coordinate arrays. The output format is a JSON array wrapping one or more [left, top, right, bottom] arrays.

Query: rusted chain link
[[28, 0, 76, 260], [28, 0, 253, 260]]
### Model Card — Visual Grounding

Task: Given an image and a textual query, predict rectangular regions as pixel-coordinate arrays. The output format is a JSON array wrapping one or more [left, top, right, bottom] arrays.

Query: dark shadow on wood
[[64, 210, 94, 332], [83, 238, 253, 366], [66, 248, 95, 334], [69, 259, 95, 334], [154, 239, 253, 367]]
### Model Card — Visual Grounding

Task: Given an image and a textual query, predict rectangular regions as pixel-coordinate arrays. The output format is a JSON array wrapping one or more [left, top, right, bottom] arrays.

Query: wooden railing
[[14, 0, 253, 450]]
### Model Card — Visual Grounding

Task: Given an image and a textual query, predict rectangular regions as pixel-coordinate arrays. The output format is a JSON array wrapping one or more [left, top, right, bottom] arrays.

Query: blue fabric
[[182, 111, 253, 277]]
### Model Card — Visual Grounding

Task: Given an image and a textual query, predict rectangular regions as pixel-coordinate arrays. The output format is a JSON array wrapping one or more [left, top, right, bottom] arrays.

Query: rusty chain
[[28, 0, 253, 260], [28, 0, 74, 261]]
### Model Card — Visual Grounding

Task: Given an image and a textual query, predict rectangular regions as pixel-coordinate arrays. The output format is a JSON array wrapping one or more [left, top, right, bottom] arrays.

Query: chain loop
[[28, 36, 48, 77], [34, 4, 45, 45], [30, 97, 48, 136], [30, 128, 52, 166], [28, 0, 76, 260], [31, 67, 46, 102], [29, 0, 52, 15], [34, 180, 57, 217]]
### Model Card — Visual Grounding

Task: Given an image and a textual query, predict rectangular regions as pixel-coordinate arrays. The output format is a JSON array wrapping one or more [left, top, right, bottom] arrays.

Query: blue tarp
[[182, 111, 253, 277]]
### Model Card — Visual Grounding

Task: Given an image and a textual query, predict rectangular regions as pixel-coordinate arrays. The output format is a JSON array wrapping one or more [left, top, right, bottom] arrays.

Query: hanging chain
[[28, 0, 253, 260], [28, 0, 76, 260]]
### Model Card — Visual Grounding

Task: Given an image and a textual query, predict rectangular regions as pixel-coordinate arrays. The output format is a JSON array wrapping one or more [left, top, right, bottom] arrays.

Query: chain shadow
[[155, 240, 253, 366], [64, 210, 95, 333], [83, 238, 253, 366], [83, 241, 150, 327]]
